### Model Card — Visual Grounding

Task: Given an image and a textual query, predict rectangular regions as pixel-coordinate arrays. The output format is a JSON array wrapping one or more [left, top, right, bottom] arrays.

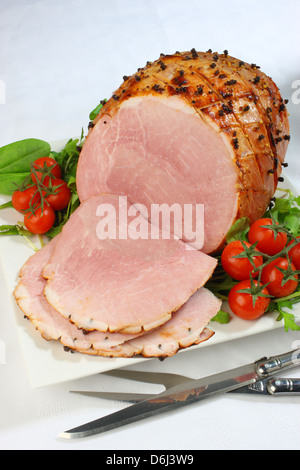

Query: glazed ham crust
[[95, 49, 289, 190], [77, 49, 289, 253]]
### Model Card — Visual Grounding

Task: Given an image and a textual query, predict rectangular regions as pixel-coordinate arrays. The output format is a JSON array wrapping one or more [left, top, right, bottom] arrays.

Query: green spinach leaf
[[0, 139, 51, 194]]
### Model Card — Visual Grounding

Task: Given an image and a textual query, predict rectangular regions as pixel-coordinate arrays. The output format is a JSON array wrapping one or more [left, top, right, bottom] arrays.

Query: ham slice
[[42, 194, 217, 334], [76, 50, 289, 254], [13, 236, 220, 358], [126, 287, 220, 357], [13, 236, 142, 356]]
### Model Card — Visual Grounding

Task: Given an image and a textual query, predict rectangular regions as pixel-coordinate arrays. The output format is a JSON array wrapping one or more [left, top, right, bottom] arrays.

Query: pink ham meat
[[76, 50, 289, 254], [42, 193, 217, 334], [13, 236, 142, 356], [13, 236, 220, 358], [126, 287, 220, 357]]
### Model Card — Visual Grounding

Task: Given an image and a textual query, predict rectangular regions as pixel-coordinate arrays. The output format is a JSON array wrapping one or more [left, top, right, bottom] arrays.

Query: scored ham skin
[[13, 236, 219, 358], [76, 49, 289, 254], [13, 236, 142, 356], [42, 193, 217, 334]]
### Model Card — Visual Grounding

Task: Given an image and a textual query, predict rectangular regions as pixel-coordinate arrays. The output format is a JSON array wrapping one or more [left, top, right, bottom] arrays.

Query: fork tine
[[103, 369, 193, 389]]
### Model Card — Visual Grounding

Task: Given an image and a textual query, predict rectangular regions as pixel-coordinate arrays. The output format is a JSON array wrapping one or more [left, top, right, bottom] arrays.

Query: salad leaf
[[50, 130, 84, 185], [0, 200, 13, 210], [266, 280, 300, 332], [0, 224, 32, 236], [45, 132, 84, 237], [0, 224, 42, 251], [89, 99, 107, 121], [46, 190, 80, 238], [277, 311, 300, 332], [226, 217, 250, 243], [211, 309, 230, 324], [205, 271, 238, 296], [0, 139, 51, 194], [265, 188, 300, 236]]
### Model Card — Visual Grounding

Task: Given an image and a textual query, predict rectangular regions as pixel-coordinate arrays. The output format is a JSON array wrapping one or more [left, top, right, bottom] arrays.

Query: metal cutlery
[[70, 369, 300, 402], [104, 369, 300, 395], [60, 348, 300, 439]]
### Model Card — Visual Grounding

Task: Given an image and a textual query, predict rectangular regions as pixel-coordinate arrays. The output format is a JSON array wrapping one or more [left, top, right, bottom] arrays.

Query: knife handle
[[267, 378, 300, 395], [255, 349, 300, 377]]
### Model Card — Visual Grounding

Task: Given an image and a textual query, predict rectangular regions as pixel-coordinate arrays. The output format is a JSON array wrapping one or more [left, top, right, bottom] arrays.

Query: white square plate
[[0, 139, 299, 388]]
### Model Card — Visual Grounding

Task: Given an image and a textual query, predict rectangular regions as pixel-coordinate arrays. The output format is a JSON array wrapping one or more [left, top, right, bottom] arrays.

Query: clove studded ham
[[77, 49, 290, 254], [13, 49, 291, 360]]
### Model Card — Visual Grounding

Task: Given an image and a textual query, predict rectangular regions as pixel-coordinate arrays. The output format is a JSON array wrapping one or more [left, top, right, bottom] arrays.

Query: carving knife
[[59, 348, 300, 439]]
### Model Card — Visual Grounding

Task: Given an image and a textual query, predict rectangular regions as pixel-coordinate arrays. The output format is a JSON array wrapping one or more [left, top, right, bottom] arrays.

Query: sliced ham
[[42, 193, 217, 334], [13, 236, 220, 358], [126, 287, 220, 357], [13, 236, 142, 356], [76, 50, 289, 254]]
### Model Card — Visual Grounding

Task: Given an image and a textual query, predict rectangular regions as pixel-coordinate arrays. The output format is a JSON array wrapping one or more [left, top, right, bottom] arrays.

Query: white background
[[0, 0, 300, 450]]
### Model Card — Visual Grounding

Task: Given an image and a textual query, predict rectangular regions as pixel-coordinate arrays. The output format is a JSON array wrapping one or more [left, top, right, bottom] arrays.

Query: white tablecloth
[[0, 0, 300, 450]]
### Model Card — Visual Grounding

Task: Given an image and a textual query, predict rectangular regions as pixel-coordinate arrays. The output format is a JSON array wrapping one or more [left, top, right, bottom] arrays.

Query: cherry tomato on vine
[[12, 186, 40, 213], [248, 218, 287, 256], [31, 157, 62, 185], [287, 237, 300, 270], [221, 240, 263, 281], [228, 280, 271, 320], [45, 178, 71, 211], [261, 257, 298, 298], [24, 205, 55, 234]]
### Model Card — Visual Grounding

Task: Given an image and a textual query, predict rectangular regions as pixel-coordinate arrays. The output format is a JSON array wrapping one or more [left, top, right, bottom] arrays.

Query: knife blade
[[59, 348, 300, 439]]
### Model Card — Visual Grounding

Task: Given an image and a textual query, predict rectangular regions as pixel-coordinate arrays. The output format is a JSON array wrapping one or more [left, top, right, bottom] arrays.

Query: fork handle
[[267, 378, 300, 395]]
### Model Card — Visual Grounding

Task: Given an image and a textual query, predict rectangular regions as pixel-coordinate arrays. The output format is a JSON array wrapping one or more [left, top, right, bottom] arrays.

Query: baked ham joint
[[77, 48, 289, 255], [13, 49, 290, 358]]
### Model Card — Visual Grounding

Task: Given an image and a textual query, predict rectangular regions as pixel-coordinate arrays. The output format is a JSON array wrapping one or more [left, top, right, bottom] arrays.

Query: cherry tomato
[[12, 186, 40, 213], [228, 280, 271, 320], [221, 240, 263, 281], [248, 218, 287, 256], [24, 205, 55, 234], [31, 157, 62, 185], [45, 178, 71, 211], [287, 237, 300, 270], [261, 257, 298, 298]]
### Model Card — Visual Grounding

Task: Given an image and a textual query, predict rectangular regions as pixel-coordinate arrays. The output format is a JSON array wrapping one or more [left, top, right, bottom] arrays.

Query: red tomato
[[31, 157, 62, 185], [248, 218, 287, 256], [261, 257, 298, 298], [221, 240, 263, 281], [45, 178, 71, 211], [12, 186, 40, 213], [24, 205, 55, 234], [287, 237, 300, 270], [228, 280, 271, 320]]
